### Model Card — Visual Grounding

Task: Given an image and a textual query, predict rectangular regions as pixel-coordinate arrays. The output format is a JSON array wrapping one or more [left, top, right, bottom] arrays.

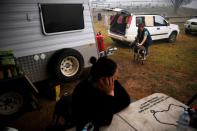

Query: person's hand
[[137, 43, 142, 46], [98, 77, 114, 96]]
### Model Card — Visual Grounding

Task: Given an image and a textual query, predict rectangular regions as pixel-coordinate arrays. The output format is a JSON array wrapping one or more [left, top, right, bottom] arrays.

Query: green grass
[[150, 36, 197, 75], [188, 84, 197, 90]]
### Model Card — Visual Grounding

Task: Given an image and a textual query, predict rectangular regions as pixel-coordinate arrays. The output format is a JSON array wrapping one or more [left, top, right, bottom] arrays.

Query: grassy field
[[7, 10, 197, 131], [93, 19, 197, 104]]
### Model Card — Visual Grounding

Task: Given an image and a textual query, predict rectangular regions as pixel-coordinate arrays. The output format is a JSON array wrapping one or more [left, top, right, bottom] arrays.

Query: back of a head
[[138, 23, 144, 28], [89, 57, 117, 81]]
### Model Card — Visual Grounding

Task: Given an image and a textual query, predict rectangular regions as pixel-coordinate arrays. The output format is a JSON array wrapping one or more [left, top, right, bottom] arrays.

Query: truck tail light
[[110, 15, 115, 25], [126, 16, 132, 28]]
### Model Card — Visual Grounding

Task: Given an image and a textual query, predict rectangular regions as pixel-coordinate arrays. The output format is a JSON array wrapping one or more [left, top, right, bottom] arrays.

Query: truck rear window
[[110, 14, 128, 35], [40, 4, 84, 35]]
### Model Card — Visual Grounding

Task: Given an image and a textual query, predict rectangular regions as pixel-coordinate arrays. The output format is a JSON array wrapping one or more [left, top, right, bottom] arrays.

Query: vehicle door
[[191, 21, 197, 31], [135, 15, 155, 40], [152, 15, 170, 40], [144, 15, 154, 37]]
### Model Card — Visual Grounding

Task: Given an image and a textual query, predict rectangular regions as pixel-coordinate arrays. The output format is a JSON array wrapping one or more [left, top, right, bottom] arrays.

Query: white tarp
[[67, 93, 190, 131]]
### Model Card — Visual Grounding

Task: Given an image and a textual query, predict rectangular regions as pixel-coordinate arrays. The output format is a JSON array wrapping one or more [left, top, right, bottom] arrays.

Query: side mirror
[[167, 22, 170, 26]]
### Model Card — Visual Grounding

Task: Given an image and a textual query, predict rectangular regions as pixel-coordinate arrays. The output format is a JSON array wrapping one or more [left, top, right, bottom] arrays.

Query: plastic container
[[82, 122, 94, 131], [177, 110, 197, 131], [177, 110, 190, 131]]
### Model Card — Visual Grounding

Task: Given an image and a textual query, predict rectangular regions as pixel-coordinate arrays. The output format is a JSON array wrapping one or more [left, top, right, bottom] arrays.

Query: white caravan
[[0, 0, 98, 83]]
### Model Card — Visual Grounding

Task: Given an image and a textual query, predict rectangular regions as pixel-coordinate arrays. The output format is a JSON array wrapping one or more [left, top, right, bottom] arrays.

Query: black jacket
[[72, 79, 130, 131], [137, 28, 152, 48]]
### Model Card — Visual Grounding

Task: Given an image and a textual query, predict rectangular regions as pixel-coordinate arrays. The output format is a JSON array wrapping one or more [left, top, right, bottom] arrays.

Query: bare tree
[[171, 0, 192, 13]]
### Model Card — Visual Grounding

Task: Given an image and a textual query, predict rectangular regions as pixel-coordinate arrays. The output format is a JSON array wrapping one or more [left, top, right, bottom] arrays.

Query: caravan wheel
[[0, 86, 27, 118], [0, 92, 23, 116], [52, 49, 84, 82], [60, 56, 79, 77]]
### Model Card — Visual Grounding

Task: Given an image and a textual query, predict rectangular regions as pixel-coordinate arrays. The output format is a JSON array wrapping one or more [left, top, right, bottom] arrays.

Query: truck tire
[[52, 49, 84, 82], [111, 38, 120, 44], [185, 29, 191, 34], [0, 88, 26, 118], [168, 32, 177, 43]]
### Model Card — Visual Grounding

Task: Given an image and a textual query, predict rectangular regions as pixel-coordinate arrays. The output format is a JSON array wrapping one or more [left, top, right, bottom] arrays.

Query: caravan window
[[40, 4, 84, 35]]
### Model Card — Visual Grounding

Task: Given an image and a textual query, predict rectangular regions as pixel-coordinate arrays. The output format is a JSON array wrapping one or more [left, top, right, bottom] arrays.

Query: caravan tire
[[52, 49, 84, 82], [0, 87, 27, 119]]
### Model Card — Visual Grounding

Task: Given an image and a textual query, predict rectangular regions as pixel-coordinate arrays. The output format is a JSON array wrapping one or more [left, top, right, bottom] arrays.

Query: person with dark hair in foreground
[[72, 57, 130, 131]]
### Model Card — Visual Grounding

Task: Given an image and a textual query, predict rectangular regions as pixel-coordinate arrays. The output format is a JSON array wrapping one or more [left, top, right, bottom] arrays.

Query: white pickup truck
[[108, 10, 180, 44], [184, 18, 197, 34]]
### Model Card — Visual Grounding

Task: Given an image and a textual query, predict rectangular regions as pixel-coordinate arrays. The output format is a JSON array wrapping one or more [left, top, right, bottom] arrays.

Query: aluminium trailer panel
[[0, 0, 98, 82]]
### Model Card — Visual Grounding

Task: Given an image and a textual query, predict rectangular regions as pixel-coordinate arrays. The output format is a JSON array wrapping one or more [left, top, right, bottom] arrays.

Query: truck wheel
[[111, 38, 119, 44], [168, 32, 177, 43], [52, 49, 84, 82], [185, 29, 191, 34], [0, 90, 24, 117]]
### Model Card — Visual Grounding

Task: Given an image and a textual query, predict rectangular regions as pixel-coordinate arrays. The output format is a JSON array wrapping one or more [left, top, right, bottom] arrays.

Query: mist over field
[[90, 0, 197, 16]]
